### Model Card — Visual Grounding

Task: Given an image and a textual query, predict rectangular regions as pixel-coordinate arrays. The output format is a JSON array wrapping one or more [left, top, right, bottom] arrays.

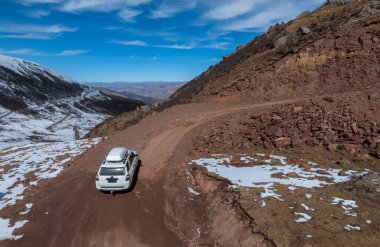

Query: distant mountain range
[[0, 55, 144, 148], [86, 81, 184, 104]]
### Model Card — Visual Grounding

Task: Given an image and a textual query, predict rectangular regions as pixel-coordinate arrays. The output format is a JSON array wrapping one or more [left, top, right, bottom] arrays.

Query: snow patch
[[0, 218, 28, 240], [295, 212, 312, 223], [331, 197, 358, 217], [19, 203, 33, 215], [188, 187, 201, 196], [0, 139, 101, 211], [301, 203, 315, 211], [344, 224, 361, 231], [191, 154, 362, 203]]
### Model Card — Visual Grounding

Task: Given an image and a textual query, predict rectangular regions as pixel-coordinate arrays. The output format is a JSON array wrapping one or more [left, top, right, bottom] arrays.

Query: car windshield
[[99, 167, 126, 176]]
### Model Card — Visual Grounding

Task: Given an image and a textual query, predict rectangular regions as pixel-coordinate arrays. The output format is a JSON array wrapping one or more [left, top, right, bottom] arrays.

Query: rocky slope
[[192, 90, 380, 158], [0, 55, 144, 148], [164, 0, 380, 106]]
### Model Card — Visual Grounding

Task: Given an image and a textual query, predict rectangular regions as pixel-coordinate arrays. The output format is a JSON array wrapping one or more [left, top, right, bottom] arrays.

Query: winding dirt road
[[2, 101, 294, 247]]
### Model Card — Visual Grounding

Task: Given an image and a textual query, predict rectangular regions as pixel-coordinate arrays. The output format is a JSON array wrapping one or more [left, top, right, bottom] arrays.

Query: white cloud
[[19, 0, 63, 4], [0, 48, 87, 56], [0, 24, 77, 34], [57, 49, 88, 56], [200, 41, 230, 50], [156, 44, 194, 50], [60, 0, 149, 12], [118, 8, 141, 22], [113, 40, 147, 46], [25, 10, 50, 18], [102, 26, 123, 31], [113, 39, 229, 50], [220, 1, 312, 32], [0, 48, 35, 55], [150, 0, 197, 19], [0, 33, 52, 40], [0, 24, 77, 40], [203, 0, 261, 20]]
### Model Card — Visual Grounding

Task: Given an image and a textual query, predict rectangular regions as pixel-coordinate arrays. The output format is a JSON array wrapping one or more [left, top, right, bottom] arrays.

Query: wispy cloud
[[203, 0, 261, 20], [0, 48, 87, 56], [0, 24, 77, 40], [102, 26, 123, 31], [19, 0, 152, 22], [19, 0, 63, 4], [113, 40, 147, 46], [57, 49, 88, 56], [113, 39, 229, 50], [219, 0, 325, 32], [0, 33, 53, 40], [25, 9, 50, 18], [150, 0, 197, 19], [0, 48, 35, 55], [118, 8, 141, 22], [60, 0, 147, 12], [113, 39, 193, 49], [219, 2, 293, 32]]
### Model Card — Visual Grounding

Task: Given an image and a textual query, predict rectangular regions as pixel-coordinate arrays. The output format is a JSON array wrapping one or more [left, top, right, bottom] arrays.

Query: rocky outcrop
[[192, 92, 380, 158], [327, 0, 354, 5]]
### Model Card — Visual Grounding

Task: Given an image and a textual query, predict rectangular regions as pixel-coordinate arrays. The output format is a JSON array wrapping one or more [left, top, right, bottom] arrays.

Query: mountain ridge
[[0, 54, 144, 148]]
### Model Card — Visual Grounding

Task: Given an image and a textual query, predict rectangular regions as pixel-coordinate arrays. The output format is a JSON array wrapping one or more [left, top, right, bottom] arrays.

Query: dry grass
[[87, 109, 153, 138]]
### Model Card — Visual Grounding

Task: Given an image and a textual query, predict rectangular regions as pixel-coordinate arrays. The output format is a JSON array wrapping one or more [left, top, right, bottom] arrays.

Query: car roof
[[106, 147, 128, 162]]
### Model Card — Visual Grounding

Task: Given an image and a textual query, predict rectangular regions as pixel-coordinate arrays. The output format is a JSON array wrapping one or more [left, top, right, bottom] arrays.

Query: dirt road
[[2, 101, 294, 247]]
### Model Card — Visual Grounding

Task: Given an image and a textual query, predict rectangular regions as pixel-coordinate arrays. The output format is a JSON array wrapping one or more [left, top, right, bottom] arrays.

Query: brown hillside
[[164, 0, 380, 106]]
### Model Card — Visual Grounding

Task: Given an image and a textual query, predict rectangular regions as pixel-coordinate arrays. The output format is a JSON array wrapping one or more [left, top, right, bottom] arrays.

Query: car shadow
[[102, 160, 142, 196]]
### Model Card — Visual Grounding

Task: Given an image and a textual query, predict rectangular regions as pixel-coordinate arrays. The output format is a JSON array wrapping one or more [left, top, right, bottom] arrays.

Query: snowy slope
[[0, 55, 144, 148], [0, 54, 74, 83], [0, 138, 101, 240]]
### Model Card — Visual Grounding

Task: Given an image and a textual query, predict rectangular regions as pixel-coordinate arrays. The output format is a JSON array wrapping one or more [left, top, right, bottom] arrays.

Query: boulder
[[293, 106, 303, 113], [317, 169, 330, 175], [327, 143, 339, 152], [338, 170, 347, 176], [368, 93, 379, 100], [286, 172, 299, 178], [274, 137, 292, 148], [291, 136, 303, 148], [271, 115, 283, 122], [299, 26, 311, 35], [322, 96, 334, 103], [266, 126, 282, 137]]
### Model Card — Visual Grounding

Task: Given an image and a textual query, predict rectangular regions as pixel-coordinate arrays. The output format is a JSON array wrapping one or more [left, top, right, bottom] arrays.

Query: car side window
[[128, 155, 134, 167]]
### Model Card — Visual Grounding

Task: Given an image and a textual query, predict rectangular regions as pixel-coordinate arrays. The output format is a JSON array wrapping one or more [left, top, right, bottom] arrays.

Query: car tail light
[[125, 175, 130, 181], [96, 175, 99, 181]]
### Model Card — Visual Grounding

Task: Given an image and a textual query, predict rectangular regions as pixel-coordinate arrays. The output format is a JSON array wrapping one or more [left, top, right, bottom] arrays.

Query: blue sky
[[0, 0, 324, 82]]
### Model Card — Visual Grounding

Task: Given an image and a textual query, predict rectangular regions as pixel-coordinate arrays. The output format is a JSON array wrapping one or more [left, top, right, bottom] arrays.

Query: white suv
[[96, 147, 139, 192]]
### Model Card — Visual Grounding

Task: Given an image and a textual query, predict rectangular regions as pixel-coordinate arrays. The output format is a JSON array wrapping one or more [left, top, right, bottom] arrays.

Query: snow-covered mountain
[[0, 55, 144, 148]]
